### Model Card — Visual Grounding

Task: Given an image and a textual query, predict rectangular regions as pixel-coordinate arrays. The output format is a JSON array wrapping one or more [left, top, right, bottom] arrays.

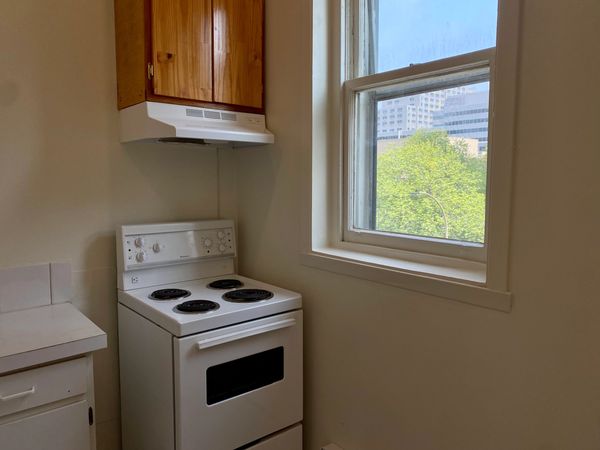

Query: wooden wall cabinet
[[115, 0, 264, 112]]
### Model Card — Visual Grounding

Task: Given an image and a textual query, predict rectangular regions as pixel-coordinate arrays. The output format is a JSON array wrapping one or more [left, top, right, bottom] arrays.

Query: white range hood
[[119, 101, 274, 146]]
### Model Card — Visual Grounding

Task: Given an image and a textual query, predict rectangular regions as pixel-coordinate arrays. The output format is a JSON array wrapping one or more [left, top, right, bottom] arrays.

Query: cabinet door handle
[[0, 386, 36, 401]]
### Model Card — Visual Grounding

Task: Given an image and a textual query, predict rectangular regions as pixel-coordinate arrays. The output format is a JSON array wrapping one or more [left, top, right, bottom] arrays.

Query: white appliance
[[119, 102, 275, 146], [116, 220, 302, 450]]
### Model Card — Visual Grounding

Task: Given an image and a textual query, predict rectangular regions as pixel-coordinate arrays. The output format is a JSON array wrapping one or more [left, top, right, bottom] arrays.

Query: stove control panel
[[122, 226, 236, 269]]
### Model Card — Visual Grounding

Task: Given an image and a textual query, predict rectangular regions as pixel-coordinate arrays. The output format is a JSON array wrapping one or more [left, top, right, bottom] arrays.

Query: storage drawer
[[0, 357, 87, 418], [246, 424, 302, 450]]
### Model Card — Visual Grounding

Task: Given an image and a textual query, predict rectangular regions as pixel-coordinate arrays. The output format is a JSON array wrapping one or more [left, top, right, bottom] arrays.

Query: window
[[305, 0, 519, 310], [345, 0, 498, 262]]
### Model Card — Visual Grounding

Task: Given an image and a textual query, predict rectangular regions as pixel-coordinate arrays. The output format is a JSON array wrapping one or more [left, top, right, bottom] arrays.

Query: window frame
[[302, 0, 520, 311], [343, 50, 495, 263]]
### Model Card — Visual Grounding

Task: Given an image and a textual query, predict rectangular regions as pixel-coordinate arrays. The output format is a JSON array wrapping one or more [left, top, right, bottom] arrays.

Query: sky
[[377, 0, 498, 72]]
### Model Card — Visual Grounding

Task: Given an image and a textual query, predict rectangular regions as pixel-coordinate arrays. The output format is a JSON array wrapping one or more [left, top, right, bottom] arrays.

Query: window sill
[[300, 245, 511, 312]]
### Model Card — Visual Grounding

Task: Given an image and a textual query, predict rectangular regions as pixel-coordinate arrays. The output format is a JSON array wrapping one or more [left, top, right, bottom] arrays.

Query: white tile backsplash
[[0, 264, 52, 313], [50, 262, 72, 304]]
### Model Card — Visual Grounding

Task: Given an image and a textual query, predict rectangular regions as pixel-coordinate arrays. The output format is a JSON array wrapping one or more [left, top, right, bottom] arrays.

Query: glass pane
[[206, 347, 284, 405], [352, 71, 490, 244], [372, 0, 498, 74]]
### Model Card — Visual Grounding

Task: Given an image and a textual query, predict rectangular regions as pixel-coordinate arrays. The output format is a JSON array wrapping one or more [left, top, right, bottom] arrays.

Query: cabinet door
[[213, 0, 264, 109], [0, 401, 91, 450], [151, 0, 213, 102]]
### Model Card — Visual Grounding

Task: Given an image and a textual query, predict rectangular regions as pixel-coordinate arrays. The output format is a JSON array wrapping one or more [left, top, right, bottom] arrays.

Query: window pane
[[371, 0, 498, 74], [352, 70, 490, 244]]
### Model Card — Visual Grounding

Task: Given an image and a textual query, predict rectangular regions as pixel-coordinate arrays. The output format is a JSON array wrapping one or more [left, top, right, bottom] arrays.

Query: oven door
[[174, 310, 303, 450]]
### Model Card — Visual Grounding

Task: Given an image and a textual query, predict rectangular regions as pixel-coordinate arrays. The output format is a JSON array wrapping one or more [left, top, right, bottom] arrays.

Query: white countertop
[[0, 303, 107, 374]]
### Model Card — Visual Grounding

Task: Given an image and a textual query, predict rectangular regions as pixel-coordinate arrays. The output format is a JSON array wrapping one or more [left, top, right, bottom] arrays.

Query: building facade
[[376, 86, 470, 140], [376, 86, 490, 154]]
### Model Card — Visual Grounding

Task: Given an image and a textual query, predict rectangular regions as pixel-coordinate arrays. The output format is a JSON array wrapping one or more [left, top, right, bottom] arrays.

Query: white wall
[[0, 1, 233, 448], [236, 1, 600, 449]]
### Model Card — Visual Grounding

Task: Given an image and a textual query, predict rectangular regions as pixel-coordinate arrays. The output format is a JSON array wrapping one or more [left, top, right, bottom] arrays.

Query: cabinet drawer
[[0, 358, 87, 418], [246, 424, 302, 450]]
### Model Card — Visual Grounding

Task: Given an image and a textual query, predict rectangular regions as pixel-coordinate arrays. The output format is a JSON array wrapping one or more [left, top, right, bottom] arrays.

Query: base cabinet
[[0, 357, 97, 450]]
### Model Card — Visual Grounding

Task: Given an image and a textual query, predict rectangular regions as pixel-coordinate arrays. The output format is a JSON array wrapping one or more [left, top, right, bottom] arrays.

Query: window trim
[[302, 0, 520, 311]]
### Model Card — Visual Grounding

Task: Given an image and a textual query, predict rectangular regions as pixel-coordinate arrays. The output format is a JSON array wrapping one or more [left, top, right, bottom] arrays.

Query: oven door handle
[[196, 318, 296, 350]]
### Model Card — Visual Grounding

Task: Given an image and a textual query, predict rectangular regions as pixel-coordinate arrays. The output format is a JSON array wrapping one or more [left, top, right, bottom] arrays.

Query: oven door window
[[206, 347, 284, 405]]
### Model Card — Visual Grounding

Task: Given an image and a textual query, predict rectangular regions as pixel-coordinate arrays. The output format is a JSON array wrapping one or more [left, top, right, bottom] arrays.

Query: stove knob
[[136, 251, 146, 263], [217, 231, 225, 239], [219, 244, 226, 252], [152, 243, 161, 253], [134, 237, 145, 248], [204, 239, 213, 248]]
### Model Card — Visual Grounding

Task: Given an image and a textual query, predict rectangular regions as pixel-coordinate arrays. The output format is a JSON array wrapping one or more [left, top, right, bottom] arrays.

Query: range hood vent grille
[[185, 108, 205, 118], [184, 108, 237, 122]]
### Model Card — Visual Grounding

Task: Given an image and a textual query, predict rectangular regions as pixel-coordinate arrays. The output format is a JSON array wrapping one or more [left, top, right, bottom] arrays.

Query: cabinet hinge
[[147, 63, 154, 80], [88, 406, 94, 426]]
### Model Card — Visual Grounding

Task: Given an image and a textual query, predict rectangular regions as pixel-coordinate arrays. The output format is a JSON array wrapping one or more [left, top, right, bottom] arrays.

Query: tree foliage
[[376, 130, 487, 243]]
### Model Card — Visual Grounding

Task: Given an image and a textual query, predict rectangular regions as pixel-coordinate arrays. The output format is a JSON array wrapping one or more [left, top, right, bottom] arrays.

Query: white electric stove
[[116, 220, 303, 450]]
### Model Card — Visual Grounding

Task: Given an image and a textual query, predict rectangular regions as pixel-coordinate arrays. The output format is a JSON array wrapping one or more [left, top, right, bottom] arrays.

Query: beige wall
[[0, 1, 233, 448], [236, 1, 600, 449]]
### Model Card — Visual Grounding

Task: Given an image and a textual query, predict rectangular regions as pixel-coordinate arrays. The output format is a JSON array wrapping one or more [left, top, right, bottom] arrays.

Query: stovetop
[[118, 275, 302, 337]]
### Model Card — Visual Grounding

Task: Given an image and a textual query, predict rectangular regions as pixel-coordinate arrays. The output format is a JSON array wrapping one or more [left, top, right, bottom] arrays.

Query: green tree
[[376, 130, 487, 243]]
